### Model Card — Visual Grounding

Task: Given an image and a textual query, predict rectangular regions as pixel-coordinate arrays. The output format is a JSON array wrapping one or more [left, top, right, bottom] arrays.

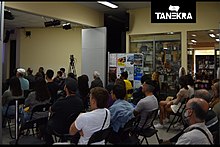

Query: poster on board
[[117, 54, 126, 67]]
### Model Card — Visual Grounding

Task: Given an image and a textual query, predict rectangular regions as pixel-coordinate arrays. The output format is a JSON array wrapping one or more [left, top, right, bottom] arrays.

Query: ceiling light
[[216, 33, 219, 36], [191, 39, 197, 43], [97, 1, 118, 9], [216, 38, 220, 42], [191, 34, 196, 37], [167, 32, 174, 35], [209, 29, 214, 32], [209, 33, 216, 38]]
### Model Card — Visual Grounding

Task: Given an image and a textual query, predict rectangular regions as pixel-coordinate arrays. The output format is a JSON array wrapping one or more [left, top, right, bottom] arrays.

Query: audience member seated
[[25, 67, 36, 89], [151, 71, 161, 101], [120, 71, 133, 101], [16, 68, 29, 90], [132, 74, 149, 106], [108, 84, 134, 144], [21, 77, 51, 122], [2, 76, 23, 127], [162, 89, 219, 144], [90, 71, 104, 89], [186, 74, 195, 98], [53, 70, 65, 91], [155, 75, 189, 129], [209, 81, 220, 108], [45, 78, 84, 144], [78, 74, 90, 110], [133, 78, 158, 130], [45, 69, 59, 104], [69, 87, 110, 145], [176, 98, 213, 144]]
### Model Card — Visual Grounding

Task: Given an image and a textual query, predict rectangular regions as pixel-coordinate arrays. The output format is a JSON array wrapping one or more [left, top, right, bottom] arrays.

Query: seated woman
[[22, 77, 51, 122], [155, 75, 189, 128]]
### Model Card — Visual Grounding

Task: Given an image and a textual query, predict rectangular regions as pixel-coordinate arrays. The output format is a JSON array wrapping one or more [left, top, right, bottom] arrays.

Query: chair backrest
[[87, 127, 112, 145], [4, 97, 25, 116], [30, 103, 51, 120], [141, 109, 158, 129], [16, 116, 48, 144]]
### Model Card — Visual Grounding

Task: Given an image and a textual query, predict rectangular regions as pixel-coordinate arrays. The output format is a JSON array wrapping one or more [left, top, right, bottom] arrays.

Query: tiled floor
[[1, 117, 182, 145]]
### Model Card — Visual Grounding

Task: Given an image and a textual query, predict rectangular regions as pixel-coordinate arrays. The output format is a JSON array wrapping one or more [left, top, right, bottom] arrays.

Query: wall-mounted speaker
[[3, 30, 11, 43], [124, 12, 130, 32]]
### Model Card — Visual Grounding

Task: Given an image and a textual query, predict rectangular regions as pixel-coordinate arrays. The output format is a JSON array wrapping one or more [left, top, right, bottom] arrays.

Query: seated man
[[69, 87, 110, 145], [44, 78, 84, 144], [176, 97, 213, 144], [162, 89, 219, 144], [133, 78, 159, 130], [108, 84, 134, 144]]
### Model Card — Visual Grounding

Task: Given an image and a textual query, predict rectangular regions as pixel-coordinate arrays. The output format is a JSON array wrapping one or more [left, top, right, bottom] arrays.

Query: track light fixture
[[63, 23, 71, 30], [44, 20, 61, 27]]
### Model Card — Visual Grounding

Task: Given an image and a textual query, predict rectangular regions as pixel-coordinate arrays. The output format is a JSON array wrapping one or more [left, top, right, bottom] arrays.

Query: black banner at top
[[151, 0, 196, 23]]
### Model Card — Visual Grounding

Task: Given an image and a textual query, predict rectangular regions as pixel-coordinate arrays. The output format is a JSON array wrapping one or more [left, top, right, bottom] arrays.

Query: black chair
[[87, 127, 112, 145], [23, 89, 34, 98], [52, 112, 82, 144], [10, 116, 48, 145], [133, 109, 161, 145], [166, 97, 189, 132], [2, 97, 25, 139]]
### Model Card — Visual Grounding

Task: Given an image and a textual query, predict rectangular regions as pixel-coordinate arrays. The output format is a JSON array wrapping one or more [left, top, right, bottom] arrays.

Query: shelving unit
[[129, 33, 181, 98]]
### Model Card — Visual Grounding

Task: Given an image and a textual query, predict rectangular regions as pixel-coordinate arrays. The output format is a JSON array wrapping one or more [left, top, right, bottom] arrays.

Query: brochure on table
[[108, 53, 144, 89]]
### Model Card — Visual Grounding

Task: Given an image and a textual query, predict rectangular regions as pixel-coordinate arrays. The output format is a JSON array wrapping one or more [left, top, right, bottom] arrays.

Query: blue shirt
[[109, 99, 134, 132], [19, 77, 29, 90]]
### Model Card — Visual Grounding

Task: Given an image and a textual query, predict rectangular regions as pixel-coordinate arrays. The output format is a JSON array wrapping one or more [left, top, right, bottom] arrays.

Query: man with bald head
[[176, 98, 213, 144]]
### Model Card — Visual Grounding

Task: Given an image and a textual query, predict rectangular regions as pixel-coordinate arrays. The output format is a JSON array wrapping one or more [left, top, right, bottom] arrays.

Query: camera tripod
[[68, 55, 77, 77]]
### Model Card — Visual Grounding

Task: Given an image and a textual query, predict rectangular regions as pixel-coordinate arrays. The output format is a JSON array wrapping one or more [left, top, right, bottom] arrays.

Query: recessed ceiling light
[[216, 38, 220, 42], [191, 34, 196, 37], [209, 29, 214, 32], [216, 33, 219, 36], [191, 39, 197, 43]]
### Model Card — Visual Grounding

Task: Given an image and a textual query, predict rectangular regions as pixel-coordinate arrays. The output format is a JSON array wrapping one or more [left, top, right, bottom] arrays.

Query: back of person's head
[[109, 72, 116, 83], [78, 74, 90, 95], [114, 78, 126, 88], [57, 71, 62, 77], [60, 67, 65, 73], [27, 68, 33, 75], [211, 81, 220, 98], [93, 71, 100, 79], [143, 78, 156, 92], [141, 74, 151, 84], [65, 77, 78, 94], [120, 71, 128, 79], [38, 67, 44, 72], [68, 72, 77, 80], [90, 87, 109, 108], [179, 75, 188, 89], [186, 74, 194, 86], [46, 69, 54, 80], [188, 98, 209, 121], [194, 89, 212, 103], [152, 71, 160, 81], [112, 84, 126, 100], [9, 76, 22, 96], [35, 77, 50, 101], [17, 68, 26, 77]]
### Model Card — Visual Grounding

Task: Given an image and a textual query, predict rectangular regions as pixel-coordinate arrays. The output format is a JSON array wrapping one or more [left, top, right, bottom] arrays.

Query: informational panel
[[108, 53, 143, 89], [82, 27, 107, 87]]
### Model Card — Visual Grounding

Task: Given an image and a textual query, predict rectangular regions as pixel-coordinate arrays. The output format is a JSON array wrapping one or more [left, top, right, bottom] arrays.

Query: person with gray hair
[[90, 71, 103, 89], [176, 98, 213, 144]]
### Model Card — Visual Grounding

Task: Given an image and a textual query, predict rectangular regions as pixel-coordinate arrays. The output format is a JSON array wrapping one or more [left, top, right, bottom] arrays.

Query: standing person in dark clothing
[[90, 71, 103, 89], [25, 67, 36, 89], [45, 78, 84, 144], [46, 69, 60, 104]]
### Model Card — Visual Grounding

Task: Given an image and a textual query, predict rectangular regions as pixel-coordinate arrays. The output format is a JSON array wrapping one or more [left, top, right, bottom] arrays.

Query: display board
[[108, 53, 144, 89]]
